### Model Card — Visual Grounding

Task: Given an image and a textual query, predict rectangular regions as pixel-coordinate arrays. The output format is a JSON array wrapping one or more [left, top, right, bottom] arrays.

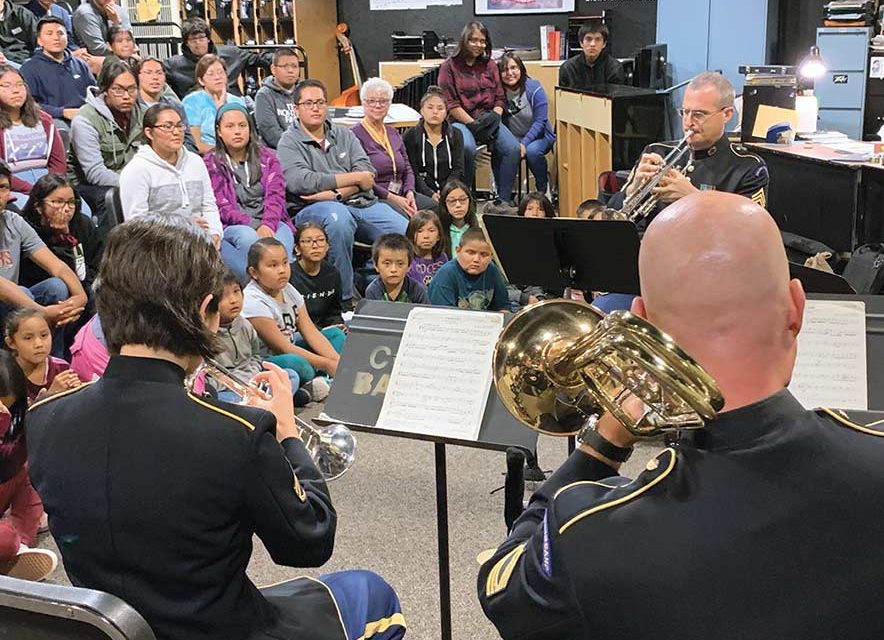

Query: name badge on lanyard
[[388, 178, 403, 195], [73, 243, 86, 281]]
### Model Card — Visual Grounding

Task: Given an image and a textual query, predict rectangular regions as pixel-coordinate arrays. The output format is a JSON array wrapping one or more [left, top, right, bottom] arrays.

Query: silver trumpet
[[613, 129, 696, 223], [194, 358, 356, 480]]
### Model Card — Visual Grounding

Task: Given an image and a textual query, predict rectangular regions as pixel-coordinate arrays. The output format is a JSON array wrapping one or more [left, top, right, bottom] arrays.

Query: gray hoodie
[[277, 119, 377, 213], [118, 144, 223, 238], [208, 315, 265, 396], [254, 76, 298, 149]]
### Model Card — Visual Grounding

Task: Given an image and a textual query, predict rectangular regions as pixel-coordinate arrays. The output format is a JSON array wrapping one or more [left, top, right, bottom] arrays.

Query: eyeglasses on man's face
[[108, 84, 138, 98], [297, 99, 327, 110], [677, 107, 728, 124]]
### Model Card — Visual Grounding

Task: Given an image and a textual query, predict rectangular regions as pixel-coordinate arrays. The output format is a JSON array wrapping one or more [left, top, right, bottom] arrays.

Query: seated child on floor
[[4, 309, 80, 403], [428, 227, 509, 311], [242, 238, 345, 391], [364, 234, 429, 304], [288, 223, 345, 330], [215, 268, 314, 406], [405, 210, 448, 288]]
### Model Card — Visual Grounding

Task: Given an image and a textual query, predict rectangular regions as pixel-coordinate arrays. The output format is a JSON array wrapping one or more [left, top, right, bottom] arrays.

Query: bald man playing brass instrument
[[608, 72, 769, 225], [478, 191, 884, 639]]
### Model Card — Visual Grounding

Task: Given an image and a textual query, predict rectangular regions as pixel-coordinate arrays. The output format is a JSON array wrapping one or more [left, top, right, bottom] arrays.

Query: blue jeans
[[266, 326, 346, 382], [221, 224, 295, 284], [525, 135, 555, 194], [217, 367, 300, 403], [295, 201, 407, 301], [0, 277, 71, 358], [453, 121, 522, 204]]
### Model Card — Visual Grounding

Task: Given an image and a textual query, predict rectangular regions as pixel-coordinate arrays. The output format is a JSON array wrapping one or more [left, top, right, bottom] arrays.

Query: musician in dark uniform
[[609, 72, 769, 225], [478, 191, 884, 640], [26, 215, 406, 640]]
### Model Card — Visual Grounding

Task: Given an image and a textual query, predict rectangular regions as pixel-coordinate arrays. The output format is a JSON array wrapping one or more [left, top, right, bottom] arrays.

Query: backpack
[[841, 244, 884, 294]]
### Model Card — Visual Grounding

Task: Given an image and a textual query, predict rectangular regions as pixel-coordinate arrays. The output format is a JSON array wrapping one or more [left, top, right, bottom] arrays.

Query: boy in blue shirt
[[428, 227, 509, 311], [364, 233, 430, 304]]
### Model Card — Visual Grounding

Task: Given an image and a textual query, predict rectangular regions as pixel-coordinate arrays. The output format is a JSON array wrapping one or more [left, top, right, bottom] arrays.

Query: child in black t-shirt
[[288, 222, 345, 329]]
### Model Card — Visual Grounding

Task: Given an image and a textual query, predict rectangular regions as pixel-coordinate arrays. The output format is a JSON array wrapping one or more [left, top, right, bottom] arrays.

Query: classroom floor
[[38, 401, 664, 640]]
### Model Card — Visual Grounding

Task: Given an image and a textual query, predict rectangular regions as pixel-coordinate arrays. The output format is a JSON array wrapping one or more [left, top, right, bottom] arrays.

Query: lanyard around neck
[[362, 118, 397, 177]]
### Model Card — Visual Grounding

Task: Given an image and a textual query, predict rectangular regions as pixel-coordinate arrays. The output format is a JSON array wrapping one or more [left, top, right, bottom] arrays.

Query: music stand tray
[[789, 262, 855, 294]]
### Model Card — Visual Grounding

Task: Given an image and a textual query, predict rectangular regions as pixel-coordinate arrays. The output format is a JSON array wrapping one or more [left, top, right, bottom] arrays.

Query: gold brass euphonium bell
[[493, 300, 724, 437]]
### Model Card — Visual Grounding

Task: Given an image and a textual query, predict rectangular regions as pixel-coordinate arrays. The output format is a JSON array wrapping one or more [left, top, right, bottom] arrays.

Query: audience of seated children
[[428, 227, 509, 311], [204, 103, 294, 281], [68, 61, 143, 234], [214, 268, 312, 406], [20, 175, 102, 300], [402, 86, 465, 203], [99, 26, 135, 74], [0, 0, 38, 65], [405, 209, 448, 287], [20, 17, 95, 127], [0, 164, 86, 354], [498, 52, 556, 196], [242, 238, 346, 398], [0, 64, 67, 207], [135, 56, 198, 153], [24, 0, 84, 54], [0, 350, 57, 583], [438, 21, 520, 204], [277, 78, 407, 307], [507, 191, 559, 308], [364, 233, 429, 304], [4, 308, 80, 403], [288, 222, 345, 330], [164, 17, 270, 99], [352, 77, 436, 217], [183, 54, 245, 154], [119, 103, 222, 247], [71, 0, 130, 61], [254, 47, 301, 149], [438, 179, 477, 257]]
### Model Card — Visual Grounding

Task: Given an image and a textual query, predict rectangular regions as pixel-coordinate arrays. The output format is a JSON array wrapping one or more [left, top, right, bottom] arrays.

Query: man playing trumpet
[[609, 72, 769, 225]]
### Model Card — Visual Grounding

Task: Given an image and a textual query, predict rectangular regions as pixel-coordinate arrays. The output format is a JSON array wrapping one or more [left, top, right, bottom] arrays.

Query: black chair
[[103, 187, 123, 233], [0, 575, 156, 640]]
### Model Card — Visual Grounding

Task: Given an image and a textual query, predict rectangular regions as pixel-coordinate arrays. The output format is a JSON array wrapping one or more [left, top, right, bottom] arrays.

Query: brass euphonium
[[493, 300, 723, 438], [194, 358, 356, 480]]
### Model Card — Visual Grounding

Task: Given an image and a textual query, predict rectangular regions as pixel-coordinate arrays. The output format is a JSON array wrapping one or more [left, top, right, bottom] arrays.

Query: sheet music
[[789, 300, 867, 410], [375, 307, 504, 441]]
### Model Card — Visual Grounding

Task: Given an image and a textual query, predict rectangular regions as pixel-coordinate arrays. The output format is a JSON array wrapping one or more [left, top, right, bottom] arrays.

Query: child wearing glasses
[[288, 222, 345, 329], [437, 180, 477, 258]]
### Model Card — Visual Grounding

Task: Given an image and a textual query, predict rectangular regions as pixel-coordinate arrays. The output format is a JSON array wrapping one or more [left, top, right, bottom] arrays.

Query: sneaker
[[302, 376, 330, 403], [293, 386, 311, 407], [0, 548, 58, 582], [482, 200, 518, 216]]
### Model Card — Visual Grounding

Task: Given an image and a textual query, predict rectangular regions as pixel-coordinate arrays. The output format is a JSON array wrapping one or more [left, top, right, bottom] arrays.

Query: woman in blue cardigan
[[498, 52, 556, 195]]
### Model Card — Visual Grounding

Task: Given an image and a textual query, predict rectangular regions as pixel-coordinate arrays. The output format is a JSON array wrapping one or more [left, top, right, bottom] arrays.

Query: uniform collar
[[692, 134, 728, 160], [679, 388, 807, 451], [104, 355, 187, 385]]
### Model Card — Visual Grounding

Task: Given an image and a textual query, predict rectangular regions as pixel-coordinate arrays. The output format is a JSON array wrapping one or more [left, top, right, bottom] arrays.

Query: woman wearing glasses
[[0, 64, 67, 210], [203, 103, 295, 283], [352, 78, 436, 218], [437, 21, 521, 205], [182, 54, 245, 155], [68, 61, 145, 236], [118, 103, 222, 247]]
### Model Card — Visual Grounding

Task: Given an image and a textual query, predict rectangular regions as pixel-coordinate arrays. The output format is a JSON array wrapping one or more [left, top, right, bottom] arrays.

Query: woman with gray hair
[[352, 77, 435, 217]]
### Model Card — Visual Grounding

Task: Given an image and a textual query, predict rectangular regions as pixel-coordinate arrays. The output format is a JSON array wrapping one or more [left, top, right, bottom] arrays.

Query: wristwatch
[[333, 189, 343, 202], [576, 415, 634, 463]]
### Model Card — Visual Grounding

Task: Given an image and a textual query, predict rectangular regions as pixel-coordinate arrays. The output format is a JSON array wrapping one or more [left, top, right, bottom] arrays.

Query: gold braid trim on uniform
[[750, 188, 766, 208], [356, 613, 407, 640], [729, 144, 765, 163], [557, 448, 677, 535], [28, 381, 96, 411], [186, 393, 255, 431], [485, 543, 526, 597], [820, 407, 884, 436]]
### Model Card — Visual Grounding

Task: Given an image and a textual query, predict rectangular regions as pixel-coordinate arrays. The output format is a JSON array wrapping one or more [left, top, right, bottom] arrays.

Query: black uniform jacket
[[609, 134, 769, 224], [478, 390, 884, 640], [27, 356, 339, 640]]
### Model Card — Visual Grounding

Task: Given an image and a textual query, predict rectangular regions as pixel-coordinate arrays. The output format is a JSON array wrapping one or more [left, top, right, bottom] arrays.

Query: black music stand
[[481, 214, 642, 295], [315, 301, 537, 640], [789, 262, 856, 294]]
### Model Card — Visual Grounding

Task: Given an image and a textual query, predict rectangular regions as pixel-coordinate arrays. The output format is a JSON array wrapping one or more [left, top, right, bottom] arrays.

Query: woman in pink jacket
[[204, 102, 295, 282]]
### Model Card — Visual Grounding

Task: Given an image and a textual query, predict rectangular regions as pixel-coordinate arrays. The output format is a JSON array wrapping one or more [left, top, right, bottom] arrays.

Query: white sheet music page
[[789, 300, 867, 410], [375, 307, 504, 441]]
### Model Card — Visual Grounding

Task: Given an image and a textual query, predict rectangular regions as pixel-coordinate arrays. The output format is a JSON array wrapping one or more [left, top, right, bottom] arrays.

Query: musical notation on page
[[789, 300, 867, 411], [375, 307, 504, 441]]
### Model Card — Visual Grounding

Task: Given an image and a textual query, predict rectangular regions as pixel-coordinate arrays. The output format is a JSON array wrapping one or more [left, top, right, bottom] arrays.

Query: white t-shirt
[[241, 280, 305, 356]]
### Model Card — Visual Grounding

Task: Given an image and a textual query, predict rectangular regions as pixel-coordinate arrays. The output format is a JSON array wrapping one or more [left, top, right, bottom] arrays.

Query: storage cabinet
[[815, 26, 873, 139]]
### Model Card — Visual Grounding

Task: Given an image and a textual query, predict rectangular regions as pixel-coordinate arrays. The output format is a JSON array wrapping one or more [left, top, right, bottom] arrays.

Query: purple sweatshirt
[[203, 146, 295, 232], [351, 122, 416, 199], [407, 253, 449, 288]]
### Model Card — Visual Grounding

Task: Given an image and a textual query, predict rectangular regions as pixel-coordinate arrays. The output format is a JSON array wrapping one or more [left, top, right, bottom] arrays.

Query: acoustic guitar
[[332, 23, 363, 107]]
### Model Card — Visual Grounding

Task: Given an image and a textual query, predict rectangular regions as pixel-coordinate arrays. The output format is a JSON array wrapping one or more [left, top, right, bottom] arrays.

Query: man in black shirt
[[558, 21, 625, 90]]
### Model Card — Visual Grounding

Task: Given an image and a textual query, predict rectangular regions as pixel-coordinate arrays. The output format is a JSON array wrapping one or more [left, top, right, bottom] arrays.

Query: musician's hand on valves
[[626, 152, 664, 198], [652, 167, 698, 203], [578, 393, 644, 467], [249, 362, 300, 443]]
